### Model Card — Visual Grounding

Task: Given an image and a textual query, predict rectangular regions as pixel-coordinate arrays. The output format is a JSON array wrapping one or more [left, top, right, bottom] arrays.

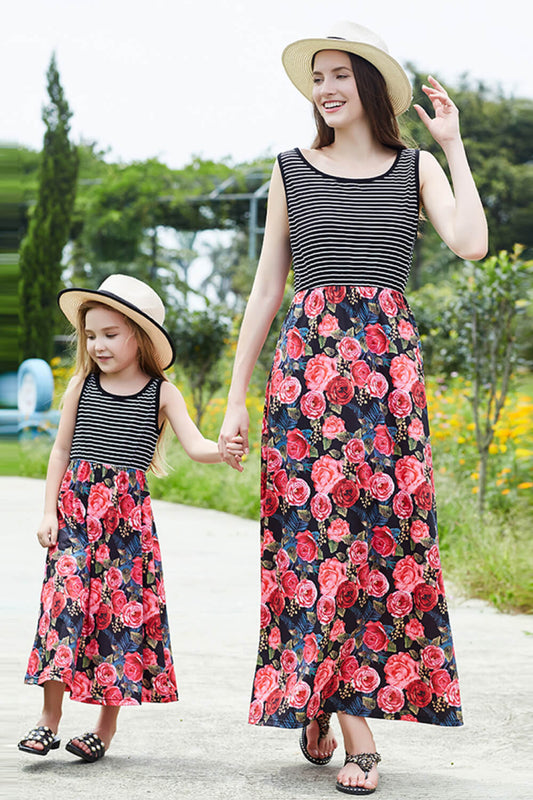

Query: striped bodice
[[70, 373, 162, 472], [278, 147, 419, 293]]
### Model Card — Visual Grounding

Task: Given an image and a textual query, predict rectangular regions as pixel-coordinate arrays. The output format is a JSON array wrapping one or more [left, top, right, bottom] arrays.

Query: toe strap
[[344, 752, 381, 779], [77, 733, 105, 754], [20, 726, 56, 747]]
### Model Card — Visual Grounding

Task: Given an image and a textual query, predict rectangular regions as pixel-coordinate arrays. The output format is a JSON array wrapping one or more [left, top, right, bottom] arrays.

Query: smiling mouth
[[323, 101, 346, 111]]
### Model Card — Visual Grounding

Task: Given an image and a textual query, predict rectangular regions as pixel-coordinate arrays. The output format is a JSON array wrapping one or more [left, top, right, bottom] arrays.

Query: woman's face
[[311, 50, 365, 128]]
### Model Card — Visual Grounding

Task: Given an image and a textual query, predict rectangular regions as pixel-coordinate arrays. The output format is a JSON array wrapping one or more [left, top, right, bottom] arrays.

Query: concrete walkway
[[2, 477, 532, 800]]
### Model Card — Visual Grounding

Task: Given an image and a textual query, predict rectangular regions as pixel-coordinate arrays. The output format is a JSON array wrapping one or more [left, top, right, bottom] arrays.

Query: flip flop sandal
[[299, 713, 333, 766], [65, 732, 106, 763], [18, 725, 61, 756], [336, 752, 381, 795]]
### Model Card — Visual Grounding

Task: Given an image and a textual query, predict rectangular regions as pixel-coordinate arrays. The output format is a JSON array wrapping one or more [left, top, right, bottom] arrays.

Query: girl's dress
[[249, 148, 463, 728], [25, 373, 178, 705]]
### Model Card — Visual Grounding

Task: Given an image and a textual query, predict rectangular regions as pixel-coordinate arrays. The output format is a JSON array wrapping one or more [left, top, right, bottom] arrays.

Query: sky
[[3, 0, 533, 168]]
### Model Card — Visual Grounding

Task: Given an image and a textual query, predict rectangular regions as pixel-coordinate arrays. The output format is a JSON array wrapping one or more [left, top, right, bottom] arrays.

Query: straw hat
[[58, 274, 175, 370], [282, 20, 412, 116]]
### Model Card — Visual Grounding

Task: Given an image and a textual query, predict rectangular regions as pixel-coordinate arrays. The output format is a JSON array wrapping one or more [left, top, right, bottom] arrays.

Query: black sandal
[[299, 713, 333, 766], [336, 752, 381, 795], [65, 732, 106, 763], [18, 725, 61, 756]]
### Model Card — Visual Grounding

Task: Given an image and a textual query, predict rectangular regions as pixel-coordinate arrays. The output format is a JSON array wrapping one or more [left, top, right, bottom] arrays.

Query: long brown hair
[[311, 52, 407, 151], [73, 301, 169, 475]]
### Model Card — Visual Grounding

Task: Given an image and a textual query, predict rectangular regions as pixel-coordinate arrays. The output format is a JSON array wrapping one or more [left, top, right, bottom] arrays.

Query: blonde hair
[[73, 301, 169, 475]]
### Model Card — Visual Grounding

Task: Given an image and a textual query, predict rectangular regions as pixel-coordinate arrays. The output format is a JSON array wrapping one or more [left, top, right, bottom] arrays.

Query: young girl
[[18, 274, 243, 762], [219, 20, 487, 796]]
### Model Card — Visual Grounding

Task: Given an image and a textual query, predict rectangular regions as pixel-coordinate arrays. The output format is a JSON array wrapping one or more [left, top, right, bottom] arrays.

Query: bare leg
[[21, 680, 65, 751], [336, 713, 379, 791], [69, 705, 120, 756], [305, 718, 338, 760]]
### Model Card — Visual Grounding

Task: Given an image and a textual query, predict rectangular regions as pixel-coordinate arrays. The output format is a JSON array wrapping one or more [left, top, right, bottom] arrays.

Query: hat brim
[[57, 288, 175, 371], [282, 38, 412, 116]]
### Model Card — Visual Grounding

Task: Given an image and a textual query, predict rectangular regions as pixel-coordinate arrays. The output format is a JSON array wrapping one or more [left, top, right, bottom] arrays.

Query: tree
[[18, 53, 79, 361]]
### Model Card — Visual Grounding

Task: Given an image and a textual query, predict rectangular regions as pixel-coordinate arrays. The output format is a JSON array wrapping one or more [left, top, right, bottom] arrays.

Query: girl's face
[[312, 50, 365, 128], [84, 305, 139, 375]]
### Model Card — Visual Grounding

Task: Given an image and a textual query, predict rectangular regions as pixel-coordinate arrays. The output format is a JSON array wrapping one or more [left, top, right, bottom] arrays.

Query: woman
[[219, 21, 487, 795]]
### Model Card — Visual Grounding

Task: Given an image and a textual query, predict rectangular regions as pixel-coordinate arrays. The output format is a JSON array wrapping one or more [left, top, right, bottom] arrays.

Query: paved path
[[2, 477, 532, 799]]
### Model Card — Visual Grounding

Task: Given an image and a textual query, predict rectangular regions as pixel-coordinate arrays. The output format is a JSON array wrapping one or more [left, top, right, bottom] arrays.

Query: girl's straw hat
[[58, 274, 175, 370], [282, 20, 412, 116]]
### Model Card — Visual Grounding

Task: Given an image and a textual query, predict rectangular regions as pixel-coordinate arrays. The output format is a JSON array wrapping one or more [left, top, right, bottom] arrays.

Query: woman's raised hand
[[413, 76, 461, 147], [218, 403, 250, 472]]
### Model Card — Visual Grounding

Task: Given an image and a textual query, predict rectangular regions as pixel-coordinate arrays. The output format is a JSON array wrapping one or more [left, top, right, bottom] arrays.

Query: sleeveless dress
[[24, 373, 178, 706], [249, 148, 463, 728]]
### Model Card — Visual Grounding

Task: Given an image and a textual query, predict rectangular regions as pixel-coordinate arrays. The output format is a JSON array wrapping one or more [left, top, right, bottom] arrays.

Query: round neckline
[[94, 372, 154, 399], [295, 147, 403, 183]]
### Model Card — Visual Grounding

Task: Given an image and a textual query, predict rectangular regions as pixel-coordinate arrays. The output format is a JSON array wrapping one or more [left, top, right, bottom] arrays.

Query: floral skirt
[[25, 459, 178, 705], [249, 286, 462, 728]]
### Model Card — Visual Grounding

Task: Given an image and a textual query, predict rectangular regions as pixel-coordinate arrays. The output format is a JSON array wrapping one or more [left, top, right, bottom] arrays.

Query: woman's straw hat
[[58, 274, 175, 370], [282, 20, 412, 116]]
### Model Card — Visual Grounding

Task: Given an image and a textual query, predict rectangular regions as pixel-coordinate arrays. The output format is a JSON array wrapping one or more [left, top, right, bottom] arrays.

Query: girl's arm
[[37, 375, 83, 548], [415, 76, 488, 261], [218, 159, 292, 469], [160, 381, 242, 464]]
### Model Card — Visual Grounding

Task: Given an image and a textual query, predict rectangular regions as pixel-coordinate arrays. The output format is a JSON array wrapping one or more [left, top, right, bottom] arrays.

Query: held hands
[[219, 403, 250, 472], [413, 76, 460, 147], [37, 513, 58, 548]]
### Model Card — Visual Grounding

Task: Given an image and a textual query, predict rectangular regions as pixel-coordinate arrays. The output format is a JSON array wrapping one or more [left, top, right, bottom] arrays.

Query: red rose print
[[119, 494, 135, 520], [340, 655, 358, 681], [270, 369, 283, 396], [115, 470, 130, 495], [373, 424, 395, 456], [95, 543, 110, 564], [405, 618, 425, 640], [395, 455, 426, 494], [304, 354, 338, 390], [300, 390, 327, 419], [427, 545, 440, 570], [390, 353, 418, 391], [338, 336, 362, 361], [318, 558, 347, 596], [315, 658, 336, 692], [332, 478, 359, 508], [76, 460, 91, 482], [384, 652, 419, 689], [104, 686, 123, 705], [278, 376, 301, 405], [393, 556, 424, 592], [289, 680, 311, 709], [367, 371, 389, 399], [95, 603, 112, 630], [38, 610, 50, 637], [323, 674, 340, 698], [408, 418, 425, 441], [71, 672, 92, 701], [249, 699, 263, 724], [275, 548, 290, 572], [51, 591, 66, 619], [357, 286, 377, 298], [318, 313, 340, 336], [269, 589, 285, 617], [153, 672, 174, 696], [365, 323, 389, 355], [46, 629, 59, 650], [105, 567, 123, 590], [412, 381, 427, 408], [262, 489, 279, 518], [131, 557, 143, 585], [287, 429, 310, 460], [143, 589, 161, 621], [326, 375, 355, 406], [378, 288, 398, 316], [260, 603, 271, 627], [322, 415, 346, 439], [340, 638, 356, 659], [445, 679, 461, 707], [87, 483, 113, 519], [398, 319, 415, 339], [53, 644, 72, 669], [316, 594, 336, 624], [280, 649, 298, 673], [303, 634, 318, 664], [410, 520, 429, 543], [296, 530, 318, 562], [304, 288, 325, 317], [328, 518, 350, 541], [103, 506, 119, 535], [330, 619, 346, 640], [413, 583, 438, 612], [377, 684, 405, 713], [41, 579, 55, 612], [280, 570, 298, 598], [388, 389, 413, 418], [367, 569, 390, 597], [354, 665, 381, 693], [406, 679, 432, 708], [124, 652, 143, 682], [414, 482, 433, 511], [363, 621, 389, 651], [265, 447, 283, 473], [311, 455, 344, 494], [254, 665, 280, 701], [261, 568, 277, 602], [386, 590, 413, 618], [421, 645, 445, 670], [324, 286, 346, 303], [371, 526, 396, 557], [430, 669, 452, 696], [337, 580, 358, 608], [349, 539, 368, 565], [95, 662, 117, 686], [60, 489, 74, 517], [122, 601, 143, 628], [56, 554, 78, 577], [81, 613, 95, 637], [351, 360, 371, 388], [286, 477, 310, 506], [310, 492, 332, 521], [65, 575, 83, 599], [268, 626, 281, 650], [344, 437, 366, 464], [296, 579, 317, 608], [369, 472, 395, 502], [286, 328, 305, 359], [27, 649, 40, 676], [392, 490, 414, 519], [88, 579, 102, 615]]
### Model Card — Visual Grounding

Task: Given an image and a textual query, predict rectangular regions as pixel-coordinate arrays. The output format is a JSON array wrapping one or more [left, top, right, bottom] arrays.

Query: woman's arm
[[160, 380, 242, 464], [37, 375, 83, 547], [218, 159, 292, 468], [415, 76, 488, 261]]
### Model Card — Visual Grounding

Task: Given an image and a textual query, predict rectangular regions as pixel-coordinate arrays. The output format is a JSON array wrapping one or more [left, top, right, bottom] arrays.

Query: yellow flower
[[501, 489, 510, 495], [470, 472, 479, 480], [517, 482, 533, 490], [471, 486, 479, 494]]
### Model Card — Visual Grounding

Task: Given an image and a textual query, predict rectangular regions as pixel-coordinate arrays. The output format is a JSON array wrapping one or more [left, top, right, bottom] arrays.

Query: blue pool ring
[[17, 359, 55, 414]]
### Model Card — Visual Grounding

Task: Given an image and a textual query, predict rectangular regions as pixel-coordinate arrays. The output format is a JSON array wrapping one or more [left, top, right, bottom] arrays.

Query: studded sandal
[[18, 725, 61, 756], [65, 732, 106, 763], [299, 713, 334, 766], [336, 752, 381, 795]]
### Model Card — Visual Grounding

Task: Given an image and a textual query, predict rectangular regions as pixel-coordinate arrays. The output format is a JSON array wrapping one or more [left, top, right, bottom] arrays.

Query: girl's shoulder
[[159, 379, 184, 406], [65, 373, 86, 399]]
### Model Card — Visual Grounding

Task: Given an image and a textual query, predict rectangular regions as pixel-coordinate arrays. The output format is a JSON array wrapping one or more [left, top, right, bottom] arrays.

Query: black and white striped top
[[70, 373, 162, 471], [278, 147, 419, 293]]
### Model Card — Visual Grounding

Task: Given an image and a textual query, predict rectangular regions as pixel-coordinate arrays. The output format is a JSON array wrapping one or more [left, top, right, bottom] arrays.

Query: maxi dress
[[249, 147, 463, 728], [25, 373, 178, 706]]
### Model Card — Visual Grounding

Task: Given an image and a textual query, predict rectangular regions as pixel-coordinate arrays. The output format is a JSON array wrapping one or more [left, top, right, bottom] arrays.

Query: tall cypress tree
[[19, 53, 79, 361]]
